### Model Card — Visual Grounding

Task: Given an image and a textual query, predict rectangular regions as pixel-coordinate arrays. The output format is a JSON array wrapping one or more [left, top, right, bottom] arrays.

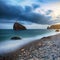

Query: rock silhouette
[[55, 29, 59, 32], [13, 22, 26, 30], [11, 36, 21, 40]]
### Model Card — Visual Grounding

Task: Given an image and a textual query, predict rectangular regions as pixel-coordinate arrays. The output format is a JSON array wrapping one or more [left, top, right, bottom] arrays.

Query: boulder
[[11, 36, 21, 40], [13, 22, 26, 30], [55, 29, 59, 32]]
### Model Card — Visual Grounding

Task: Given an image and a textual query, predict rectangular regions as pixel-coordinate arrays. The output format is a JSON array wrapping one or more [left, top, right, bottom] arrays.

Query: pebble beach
[[0, 33, 60, 60]]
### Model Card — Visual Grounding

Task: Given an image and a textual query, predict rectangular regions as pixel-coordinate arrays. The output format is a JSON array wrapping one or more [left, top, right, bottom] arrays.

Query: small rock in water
[[11, 36, 21, 40], [55, 29, 59, 32]]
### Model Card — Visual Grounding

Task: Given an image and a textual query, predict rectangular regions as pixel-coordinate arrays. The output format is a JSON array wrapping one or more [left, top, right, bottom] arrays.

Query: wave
[[0, 30, 60, 55]]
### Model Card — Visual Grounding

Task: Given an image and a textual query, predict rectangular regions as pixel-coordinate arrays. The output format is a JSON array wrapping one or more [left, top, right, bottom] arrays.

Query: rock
[[47, 24, 60, 29], [11, 36, 21, 40], [55, 29, 59, 32], [13, 22, 26, 30]]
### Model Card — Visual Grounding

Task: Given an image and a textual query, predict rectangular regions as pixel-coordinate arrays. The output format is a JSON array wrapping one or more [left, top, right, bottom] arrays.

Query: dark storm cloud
[[24, 4, 40, 12], [32, 4, 40, 9], [0, 1, 24, 19], [0, 0, 52, 24], [24, 6, 32, 12], [20, 12, 52, 24]]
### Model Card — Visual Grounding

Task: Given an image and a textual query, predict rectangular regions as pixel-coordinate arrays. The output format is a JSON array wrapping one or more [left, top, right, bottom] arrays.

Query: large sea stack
[[13, 22, 26, 30]]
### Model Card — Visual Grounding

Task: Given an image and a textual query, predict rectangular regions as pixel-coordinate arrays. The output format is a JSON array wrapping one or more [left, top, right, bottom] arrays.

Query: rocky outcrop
[[47, 24, 60, 32], [11, 36, 21, 40], [55, 29, 59, 32], [13, 22, 26, 30], [47, 24, 60, 29]]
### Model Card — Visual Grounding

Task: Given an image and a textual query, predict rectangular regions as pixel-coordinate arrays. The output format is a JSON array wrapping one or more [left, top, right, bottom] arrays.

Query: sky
[[0, 0, 60, 29]]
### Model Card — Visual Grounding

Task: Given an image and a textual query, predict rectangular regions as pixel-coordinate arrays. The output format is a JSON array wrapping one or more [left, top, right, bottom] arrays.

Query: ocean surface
[[0, 29, 55, 41], [0, 29, 59, 54]]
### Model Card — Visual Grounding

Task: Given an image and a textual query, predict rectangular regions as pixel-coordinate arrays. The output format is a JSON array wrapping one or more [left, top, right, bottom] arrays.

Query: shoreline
[[0, 30, 59, 54], [0, 32, 60, 60]]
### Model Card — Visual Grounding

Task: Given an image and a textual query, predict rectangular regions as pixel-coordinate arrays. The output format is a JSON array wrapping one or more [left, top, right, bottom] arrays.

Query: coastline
[[0, 32, 60, 60], [0, 30, 59, 54]]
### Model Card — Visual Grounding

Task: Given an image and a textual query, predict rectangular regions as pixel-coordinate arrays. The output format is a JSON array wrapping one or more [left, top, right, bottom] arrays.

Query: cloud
[[32, 4, 40, 9], [20, 12, 52, 24], [37, 0, 60, 3], [24, 6, 33, 12], [0, 0, 24, 19], [46, 10, 53, 15], [0, 0, 53, 24]]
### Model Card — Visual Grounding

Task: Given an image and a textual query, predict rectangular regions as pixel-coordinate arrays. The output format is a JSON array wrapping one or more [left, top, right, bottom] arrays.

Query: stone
[[47, 24, 60, 29], [11, 36, 21, 40], [13, 22, 26, 30], [55, 29, 59, 32]]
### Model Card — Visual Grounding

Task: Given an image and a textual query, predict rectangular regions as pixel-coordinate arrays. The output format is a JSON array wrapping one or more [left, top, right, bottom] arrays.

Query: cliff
[[13, 22, 26, 30]]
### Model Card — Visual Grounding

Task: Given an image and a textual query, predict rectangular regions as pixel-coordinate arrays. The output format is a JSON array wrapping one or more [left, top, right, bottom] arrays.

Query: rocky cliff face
[[47, 24, 60, 29], [13, 22, 26, 30]]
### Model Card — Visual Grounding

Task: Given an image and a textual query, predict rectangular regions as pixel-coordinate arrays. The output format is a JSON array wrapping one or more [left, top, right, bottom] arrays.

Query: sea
[[0, 29, 59, 54], [0, 29, 56, 41]]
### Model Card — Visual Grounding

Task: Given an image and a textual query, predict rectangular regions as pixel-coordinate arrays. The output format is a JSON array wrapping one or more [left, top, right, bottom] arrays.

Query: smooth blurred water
[[0, 29, 55, 41], [0, 29, 60, 54]]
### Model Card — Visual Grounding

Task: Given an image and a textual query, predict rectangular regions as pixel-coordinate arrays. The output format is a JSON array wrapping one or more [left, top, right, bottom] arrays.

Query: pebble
[[17, 37, 60, 60], [1, 35, 60, 60]]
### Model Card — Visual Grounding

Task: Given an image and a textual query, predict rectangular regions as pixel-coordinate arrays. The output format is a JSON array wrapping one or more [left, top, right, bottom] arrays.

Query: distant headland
[[47, 24, 60, 29], [47, 24, 60, 32]]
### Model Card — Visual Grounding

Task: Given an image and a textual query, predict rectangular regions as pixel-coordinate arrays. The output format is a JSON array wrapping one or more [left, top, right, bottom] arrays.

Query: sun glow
[[41, 3, 60, 20], [50, 12, 58, 20]]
